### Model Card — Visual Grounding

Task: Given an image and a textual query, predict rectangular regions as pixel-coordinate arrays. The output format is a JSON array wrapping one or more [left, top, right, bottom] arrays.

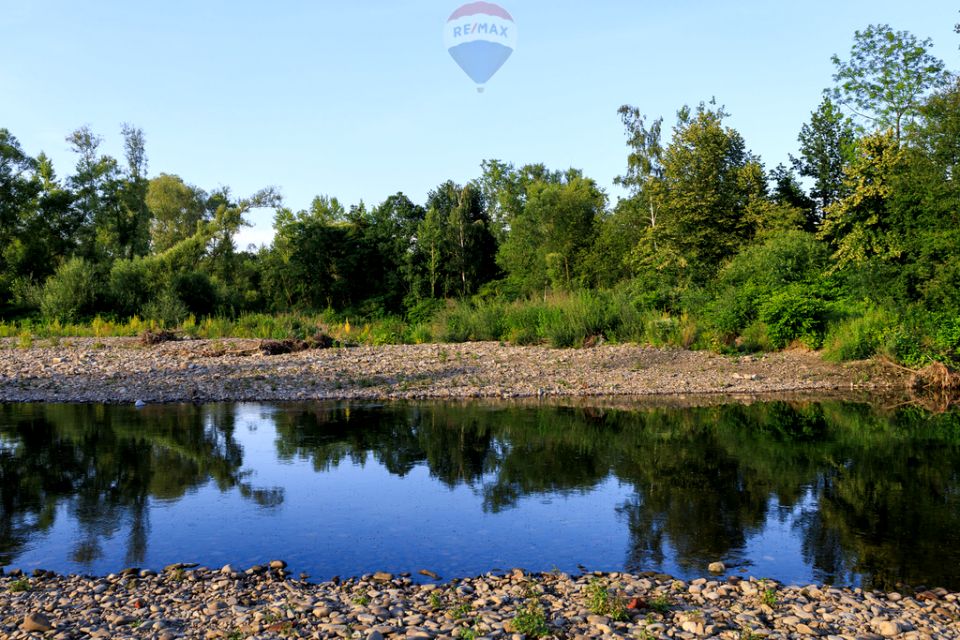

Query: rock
[[419, 569, 441, 580], [372, 571, 393, 582], [269, 560, 287, 570], [21, 612, 53, 632], [796, 622, 817, 635], [708, 562, 726, 573], [871, 618, 903, 637], [367, 632, 384, 640], [220, 564, 237, 575]]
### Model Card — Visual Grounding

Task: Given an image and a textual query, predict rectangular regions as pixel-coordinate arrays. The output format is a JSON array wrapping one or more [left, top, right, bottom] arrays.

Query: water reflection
[[1, 400, 959, 589]]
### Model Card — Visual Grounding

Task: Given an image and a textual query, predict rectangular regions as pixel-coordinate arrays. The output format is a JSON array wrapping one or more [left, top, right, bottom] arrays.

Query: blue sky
[[2, 1, 957, 248]]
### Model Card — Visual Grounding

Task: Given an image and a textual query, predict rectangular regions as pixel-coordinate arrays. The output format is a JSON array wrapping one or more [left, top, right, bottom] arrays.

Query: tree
[[637, 102, 769, 283], [819, 129, 904, 271], [614, 107, 665, 241], [0, 130, 39, 297], [829, 24, 950, 142], [496, 170, 606, 294], [66, 126, 118, 258], [146, 174, 208, 253], [791, 98, 857, 220], [408, 181, 497, 300]]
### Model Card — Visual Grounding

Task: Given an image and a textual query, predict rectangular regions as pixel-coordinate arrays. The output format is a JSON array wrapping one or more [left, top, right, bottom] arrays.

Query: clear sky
[[2, 1, 957, 248]]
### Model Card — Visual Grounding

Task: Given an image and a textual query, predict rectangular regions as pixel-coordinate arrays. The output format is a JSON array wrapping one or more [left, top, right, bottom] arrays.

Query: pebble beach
[[2, 565, 958, 639]]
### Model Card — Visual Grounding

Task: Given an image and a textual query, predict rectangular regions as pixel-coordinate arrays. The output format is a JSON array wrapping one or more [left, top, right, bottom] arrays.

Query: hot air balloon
[[443, 2, 517, 92]]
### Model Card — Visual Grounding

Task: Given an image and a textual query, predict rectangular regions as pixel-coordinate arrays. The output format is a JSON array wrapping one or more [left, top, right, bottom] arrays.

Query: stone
[[22, 612, 53, 632], [373, 571, 393, 582], [269, 560, 287, 570], [871, 618, 903, 637], [419, 569, 441, 580], [708, 562, 726, 573]]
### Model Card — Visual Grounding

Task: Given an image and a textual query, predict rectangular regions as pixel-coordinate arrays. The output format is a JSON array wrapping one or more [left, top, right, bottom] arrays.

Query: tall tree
[[614, 107, 665, 241], [791, 98, 857, 220], [637, 102, 768, 283], [496, 170, 606, 294], [819, 129, 904, 271], [66, 126, 118, 258], [828, 24, 950, 142], [146, 174, 208, 253]]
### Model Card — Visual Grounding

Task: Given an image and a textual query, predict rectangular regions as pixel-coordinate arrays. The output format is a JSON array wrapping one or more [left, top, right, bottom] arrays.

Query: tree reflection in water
[[2, 400, 959, 589], [0, 403, 280, 568]]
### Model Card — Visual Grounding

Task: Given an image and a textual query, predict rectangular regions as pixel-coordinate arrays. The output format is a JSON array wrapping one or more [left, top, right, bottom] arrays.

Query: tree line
[[1, 23, 958, 362]]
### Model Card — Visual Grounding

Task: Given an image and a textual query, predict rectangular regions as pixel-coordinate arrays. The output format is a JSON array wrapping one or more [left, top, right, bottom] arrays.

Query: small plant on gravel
[[225, 632, 244, 640], [428, 591, 444, 610], [586, 577, 628, 621], [450, 600, 471, 620], [511, 598, 549, 638], [171, 568, 185, 582], [352, 594, 370, 606], [456, 620, 480, 640], [648, 593, 671, 614], [758, 578, 778, 607], [17, 331, 33, 349], [8, 577, 30, 592]]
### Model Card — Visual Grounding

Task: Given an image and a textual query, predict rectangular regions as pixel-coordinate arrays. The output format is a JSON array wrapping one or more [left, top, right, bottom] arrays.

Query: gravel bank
[[1, 565, 957, 639], [0, 339, 906, 403]]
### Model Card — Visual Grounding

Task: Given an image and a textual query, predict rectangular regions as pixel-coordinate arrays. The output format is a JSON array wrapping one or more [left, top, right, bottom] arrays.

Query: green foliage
[[822, 305, 895, 361], [40, 257, 101, 322], [511, 598, 549, 638], [586, 578, 628, 621], [8, 578, 30, 593], [829, 24, 950, 141], [758, 288, 827, 349], [648, 593, 671, 614]]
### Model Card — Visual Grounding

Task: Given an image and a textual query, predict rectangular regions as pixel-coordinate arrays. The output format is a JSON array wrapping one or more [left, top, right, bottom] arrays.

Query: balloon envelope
[[444, 2, 517, 88]]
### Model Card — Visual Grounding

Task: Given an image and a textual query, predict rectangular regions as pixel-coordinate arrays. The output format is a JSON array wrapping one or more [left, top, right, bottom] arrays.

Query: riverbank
[[1, 565, 957, 639], [0, 338, 907, 403]]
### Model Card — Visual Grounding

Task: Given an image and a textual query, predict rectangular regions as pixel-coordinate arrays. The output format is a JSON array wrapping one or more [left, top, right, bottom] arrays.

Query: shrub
[[758, 289, 827, 349], [822, 306, 895, 361], [142, 289, 190, 328], [40, 258, 101, 323], [503, 299, 545, 345], [171, 271, 218, 317], [109, 258, 153, 318]]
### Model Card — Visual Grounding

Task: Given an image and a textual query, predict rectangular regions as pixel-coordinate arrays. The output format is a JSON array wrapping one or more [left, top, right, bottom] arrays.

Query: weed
[[511, 598, 549, 638], [586, 577, 628, 621], [16, 331, 33, 349], [761, 586, 778, 607], [171, 568, 185, 582], [352, 594, 370, 606], [428, 591, 443, 610], [450, 600, 471, 620], [648, 593, 671, 614], [8, 577, 30, 593]]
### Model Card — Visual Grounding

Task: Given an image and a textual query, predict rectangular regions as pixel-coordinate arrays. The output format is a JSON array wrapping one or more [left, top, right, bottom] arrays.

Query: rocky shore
[[0, 338, 905, 403], [1, 565, 957, 639]]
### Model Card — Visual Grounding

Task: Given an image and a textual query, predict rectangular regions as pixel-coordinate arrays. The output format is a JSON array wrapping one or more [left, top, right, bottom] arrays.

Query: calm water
[[1, 400, 959, 590]]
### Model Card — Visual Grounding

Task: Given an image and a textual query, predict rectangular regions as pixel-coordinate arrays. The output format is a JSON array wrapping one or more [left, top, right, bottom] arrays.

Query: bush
[[142, 288, 190, 328], [40, 258, 101, 323], [503, 300, 544, 345], [758, 288, 827, 349], [822, 306, 895, 361], [109, 258, 153, 318], [171, 271, 218, 317]]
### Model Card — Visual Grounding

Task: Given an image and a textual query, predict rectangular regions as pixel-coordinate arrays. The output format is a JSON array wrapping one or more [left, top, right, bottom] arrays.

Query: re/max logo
[[452, 23, 509, 38]]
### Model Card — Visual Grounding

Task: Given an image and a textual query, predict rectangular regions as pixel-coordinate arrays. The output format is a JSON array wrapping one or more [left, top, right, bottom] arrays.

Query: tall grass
[[432, 290, 704, 349]]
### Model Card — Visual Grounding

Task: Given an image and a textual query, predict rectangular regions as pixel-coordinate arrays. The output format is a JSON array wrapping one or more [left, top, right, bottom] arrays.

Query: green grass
[[586, 577, 628, 621], [511, 598, 549, 638], [8, 577, 30, 593], [648, 593, 671, 614]]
